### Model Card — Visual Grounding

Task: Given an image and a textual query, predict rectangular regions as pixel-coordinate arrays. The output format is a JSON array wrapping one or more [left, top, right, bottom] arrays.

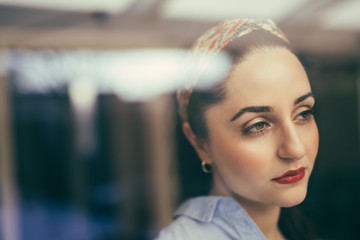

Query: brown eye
[[254, 122, 267, 130], [243, 121, 271, 136]]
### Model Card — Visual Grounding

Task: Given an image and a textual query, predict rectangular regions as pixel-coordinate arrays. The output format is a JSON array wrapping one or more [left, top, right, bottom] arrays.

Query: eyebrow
[[230, 92, 315, 122], [230, 106, 271, 121], [294, 92, 314, 105]]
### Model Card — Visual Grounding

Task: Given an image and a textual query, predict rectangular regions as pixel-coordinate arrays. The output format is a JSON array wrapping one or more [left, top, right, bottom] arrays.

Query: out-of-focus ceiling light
[[161, 0, 309, 22], [320, 0, 360, 30], [0, 0, 134, 13], [69, 77, 97, 110], [8, 49, 232, 102]]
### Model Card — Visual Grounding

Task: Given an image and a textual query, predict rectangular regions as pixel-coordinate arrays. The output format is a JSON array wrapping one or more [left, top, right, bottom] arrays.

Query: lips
[[272, 167, 305, 184]]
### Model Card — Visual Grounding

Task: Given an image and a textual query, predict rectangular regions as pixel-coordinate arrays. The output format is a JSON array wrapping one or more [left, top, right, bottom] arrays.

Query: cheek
[[312, 124, 319, 160], [210, 134, 272, 175], [305, 121, 319, 161]]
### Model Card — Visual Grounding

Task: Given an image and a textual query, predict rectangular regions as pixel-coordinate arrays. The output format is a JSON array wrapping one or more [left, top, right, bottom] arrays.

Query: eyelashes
[[242, 107, 315, 136]]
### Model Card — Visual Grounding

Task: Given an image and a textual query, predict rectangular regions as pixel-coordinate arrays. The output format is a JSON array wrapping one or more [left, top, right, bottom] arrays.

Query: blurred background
[[0, 0, 359, 239]]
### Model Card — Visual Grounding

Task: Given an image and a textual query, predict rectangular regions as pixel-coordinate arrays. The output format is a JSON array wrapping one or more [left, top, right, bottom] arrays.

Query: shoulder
[[154, 196, 266, 240]]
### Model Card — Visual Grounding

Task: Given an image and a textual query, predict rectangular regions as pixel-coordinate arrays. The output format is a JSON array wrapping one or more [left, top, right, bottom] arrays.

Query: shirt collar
[[174, 196, 243, 223]]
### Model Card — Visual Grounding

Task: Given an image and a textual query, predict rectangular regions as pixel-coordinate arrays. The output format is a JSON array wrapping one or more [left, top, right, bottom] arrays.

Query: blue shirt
[[155, 196, 266, 240]]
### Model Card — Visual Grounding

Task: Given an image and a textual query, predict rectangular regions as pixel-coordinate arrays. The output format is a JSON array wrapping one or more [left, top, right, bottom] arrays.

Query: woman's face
[[202, 47, 319, 207]]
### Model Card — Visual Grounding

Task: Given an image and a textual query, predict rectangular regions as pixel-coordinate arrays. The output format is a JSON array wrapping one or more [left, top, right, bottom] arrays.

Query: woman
[[156, 18, 319, 240]]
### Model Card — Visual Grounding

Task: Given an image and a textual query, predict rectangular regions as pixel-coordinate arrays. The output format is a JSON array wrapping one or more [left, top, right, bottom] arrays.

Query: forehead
[[223, 47, 310, 106]]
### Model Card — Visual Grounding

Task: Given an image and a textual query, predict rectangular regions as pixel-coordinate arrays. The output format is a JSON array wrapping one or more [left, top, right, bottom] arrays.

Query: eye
[[242, 121, 271, 136], [295, 108, 314, 123]]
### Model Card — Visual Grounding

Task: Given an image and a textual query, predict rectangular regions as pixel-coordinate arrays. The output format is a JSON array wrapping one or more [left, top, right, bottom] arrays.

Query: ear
[[182, 122, 213, 164]]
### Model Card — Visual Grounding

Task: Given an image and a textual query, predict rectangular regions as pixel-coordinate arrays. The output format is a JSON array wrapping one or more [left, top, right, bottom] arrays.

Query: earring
[[201, 160, 212, 174]]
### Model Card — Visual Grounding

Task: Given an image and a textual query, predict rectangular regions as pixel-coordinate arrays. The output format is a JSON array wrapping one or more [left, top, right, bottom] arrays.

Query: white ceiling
[[0, 0, 360, 54], [0, 0, 134, 13], [161, 0, 310, 22], [319, 0, 360, 30]]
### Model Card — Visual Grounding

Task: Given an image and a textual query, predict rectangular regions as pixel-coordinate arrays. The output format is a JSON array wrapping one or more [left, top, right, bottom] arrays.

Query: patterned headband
[[177, 18, 288, 122]]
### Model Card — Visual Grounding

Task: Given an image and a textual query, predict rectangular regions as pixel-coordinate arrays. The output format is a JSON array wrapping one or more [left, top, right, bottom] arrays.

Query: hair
[[184, 30, 319, 239], [187, 29, 293, 141]]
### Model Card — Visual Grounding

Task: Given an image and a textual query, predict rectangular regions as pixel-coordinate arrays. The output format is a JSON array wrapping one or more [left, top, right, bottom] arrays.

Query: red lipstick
[[272, 167, 305, 184]]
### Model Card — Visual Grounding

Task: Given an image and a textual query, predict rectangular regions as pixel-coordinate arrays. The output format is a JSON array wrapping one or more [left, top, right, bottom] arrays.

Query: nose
[[277, 123, 306, 161]]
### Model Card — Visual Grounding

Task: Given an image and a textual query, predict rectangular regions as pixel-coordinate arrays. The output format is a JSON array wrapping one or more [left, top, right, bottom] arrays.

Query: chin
[[278, 189, 308, 208]]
